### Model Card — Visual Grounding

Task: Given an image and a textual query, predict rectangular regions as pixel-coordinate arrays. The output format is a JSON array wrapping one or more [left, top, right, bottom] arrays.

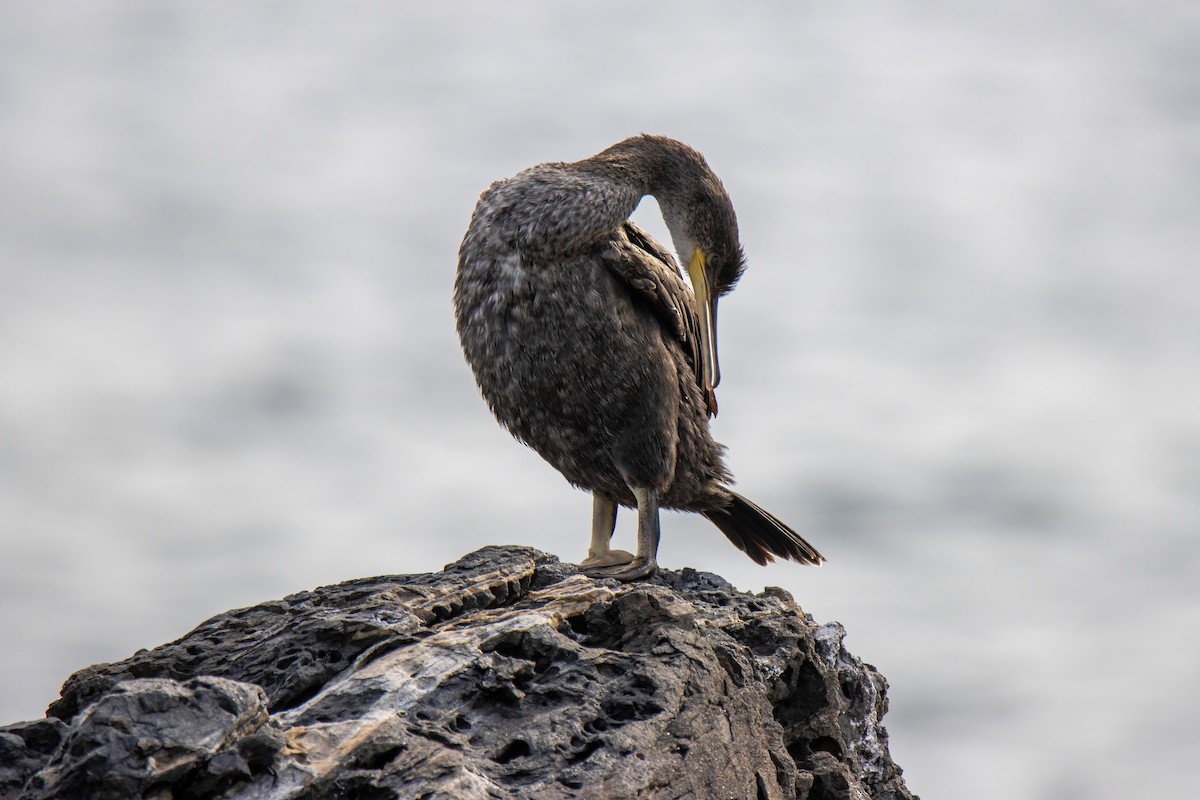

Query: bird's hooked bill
[[687, 248, 720, 417]]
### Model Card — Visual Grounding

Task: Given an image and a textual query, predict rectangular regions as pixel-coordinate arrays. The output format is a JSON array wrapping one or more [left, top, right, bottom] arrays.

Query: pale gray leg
[[580, 487, 660, 581], [579, 494, 634, 573]]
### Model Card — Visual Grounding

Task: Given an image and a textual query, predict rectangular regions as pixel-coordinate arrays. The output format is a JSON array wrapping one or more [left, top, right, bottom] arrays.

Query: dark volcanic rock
[[4, 546, 917, 799], [0, 719, 66, 798], [48, 547, 537, 721], [24, 677, 267, 800]]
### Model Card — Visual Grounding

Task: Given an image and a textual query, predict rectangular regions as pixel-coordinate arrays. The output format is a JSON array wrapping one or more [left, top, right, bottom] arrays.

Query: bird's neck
[[576, 138, 674, 198], [574, 138, 694, 257]]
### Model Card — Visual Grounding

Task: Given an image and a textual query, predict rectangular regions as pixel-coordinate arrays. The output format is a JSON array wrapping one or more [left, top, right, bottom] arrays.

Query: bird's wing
[[595, 221, 705, 389]]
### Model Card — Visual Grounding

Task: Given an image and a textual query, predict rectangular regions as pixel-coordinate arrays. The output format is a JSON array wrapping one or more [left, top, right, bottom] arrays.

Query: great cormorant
[[454, 135, 823, 580]]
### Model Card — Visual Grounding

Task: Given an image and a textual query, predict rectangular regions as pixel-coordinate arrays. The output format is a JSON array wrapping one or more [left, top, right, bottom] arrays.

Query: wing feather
[[594, 222, 705, 396]]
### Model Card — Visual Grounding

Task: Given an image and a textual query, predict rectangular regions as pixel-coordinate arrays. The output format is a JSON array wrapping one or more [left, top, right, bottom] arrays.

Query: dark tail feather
[[703, 492, 825, 567]]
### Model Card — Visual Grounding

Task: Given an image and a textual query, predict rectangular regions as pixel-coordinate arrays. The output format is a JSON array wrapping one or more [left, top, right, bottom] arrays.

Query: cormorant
[[454, 134, 823, 580]]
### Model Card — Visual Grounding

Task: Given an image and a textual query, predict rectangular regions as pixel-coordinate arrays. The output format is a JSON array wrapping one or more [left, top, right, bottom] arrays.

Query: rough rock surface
[[3, 546, 917, 799]]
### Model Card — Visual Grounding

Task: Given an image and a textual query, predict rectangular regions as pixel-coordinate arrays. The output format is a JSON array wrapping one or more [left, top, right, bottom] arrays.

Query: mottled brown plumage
[[454, 135, 823, 579]]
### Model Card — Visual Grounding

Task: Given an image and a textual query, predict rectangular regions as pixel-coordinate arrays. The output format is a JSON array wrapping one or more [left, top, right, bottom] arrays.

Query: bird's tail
[[703, 492, 824, 566]]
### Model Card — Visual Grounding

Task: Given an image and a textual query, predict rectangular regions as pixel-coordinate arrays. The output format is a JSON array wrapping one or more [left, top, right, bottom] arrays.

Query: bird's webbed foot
[[580, 555, 659, 582], [579, 549, 636, 573]]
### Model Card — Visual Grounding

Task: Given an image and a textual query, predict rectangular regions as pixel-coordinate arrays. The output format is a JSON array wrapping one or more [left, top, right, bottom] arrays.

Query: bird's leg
[[581, 487, 660, 581], [579, 494, 634, 573]]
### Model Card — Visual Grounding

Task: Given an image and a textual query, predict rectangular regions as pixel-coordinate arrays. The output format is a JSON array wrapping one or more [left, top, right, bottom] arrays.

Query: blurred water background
[[2, 2, 1198, 797]]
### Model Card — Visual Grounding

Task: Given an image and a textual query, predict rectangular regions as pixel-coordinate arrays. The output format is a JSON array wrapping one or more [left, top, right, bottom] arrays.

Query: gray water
[[2, 2, 1198, 797]]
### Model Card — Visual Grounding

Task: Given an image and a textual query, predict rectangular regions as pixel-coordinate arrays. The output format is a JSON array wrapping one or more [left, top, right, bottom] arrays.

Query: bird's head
[[654, 146, 747, 415]]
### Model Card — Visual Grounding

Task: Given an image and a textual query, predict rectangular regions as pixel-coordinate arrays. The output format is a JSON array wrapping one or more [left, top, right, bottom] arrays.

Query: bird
[[454, 134, 823, 581]]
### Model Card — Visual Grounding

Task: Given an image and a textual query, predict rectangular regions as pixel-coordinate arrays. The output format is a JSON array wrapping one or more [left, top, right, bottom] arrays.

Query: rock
[[0, 719, 66, 798], [23, 677, 268, 800], [4, 546, 917, 799]]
